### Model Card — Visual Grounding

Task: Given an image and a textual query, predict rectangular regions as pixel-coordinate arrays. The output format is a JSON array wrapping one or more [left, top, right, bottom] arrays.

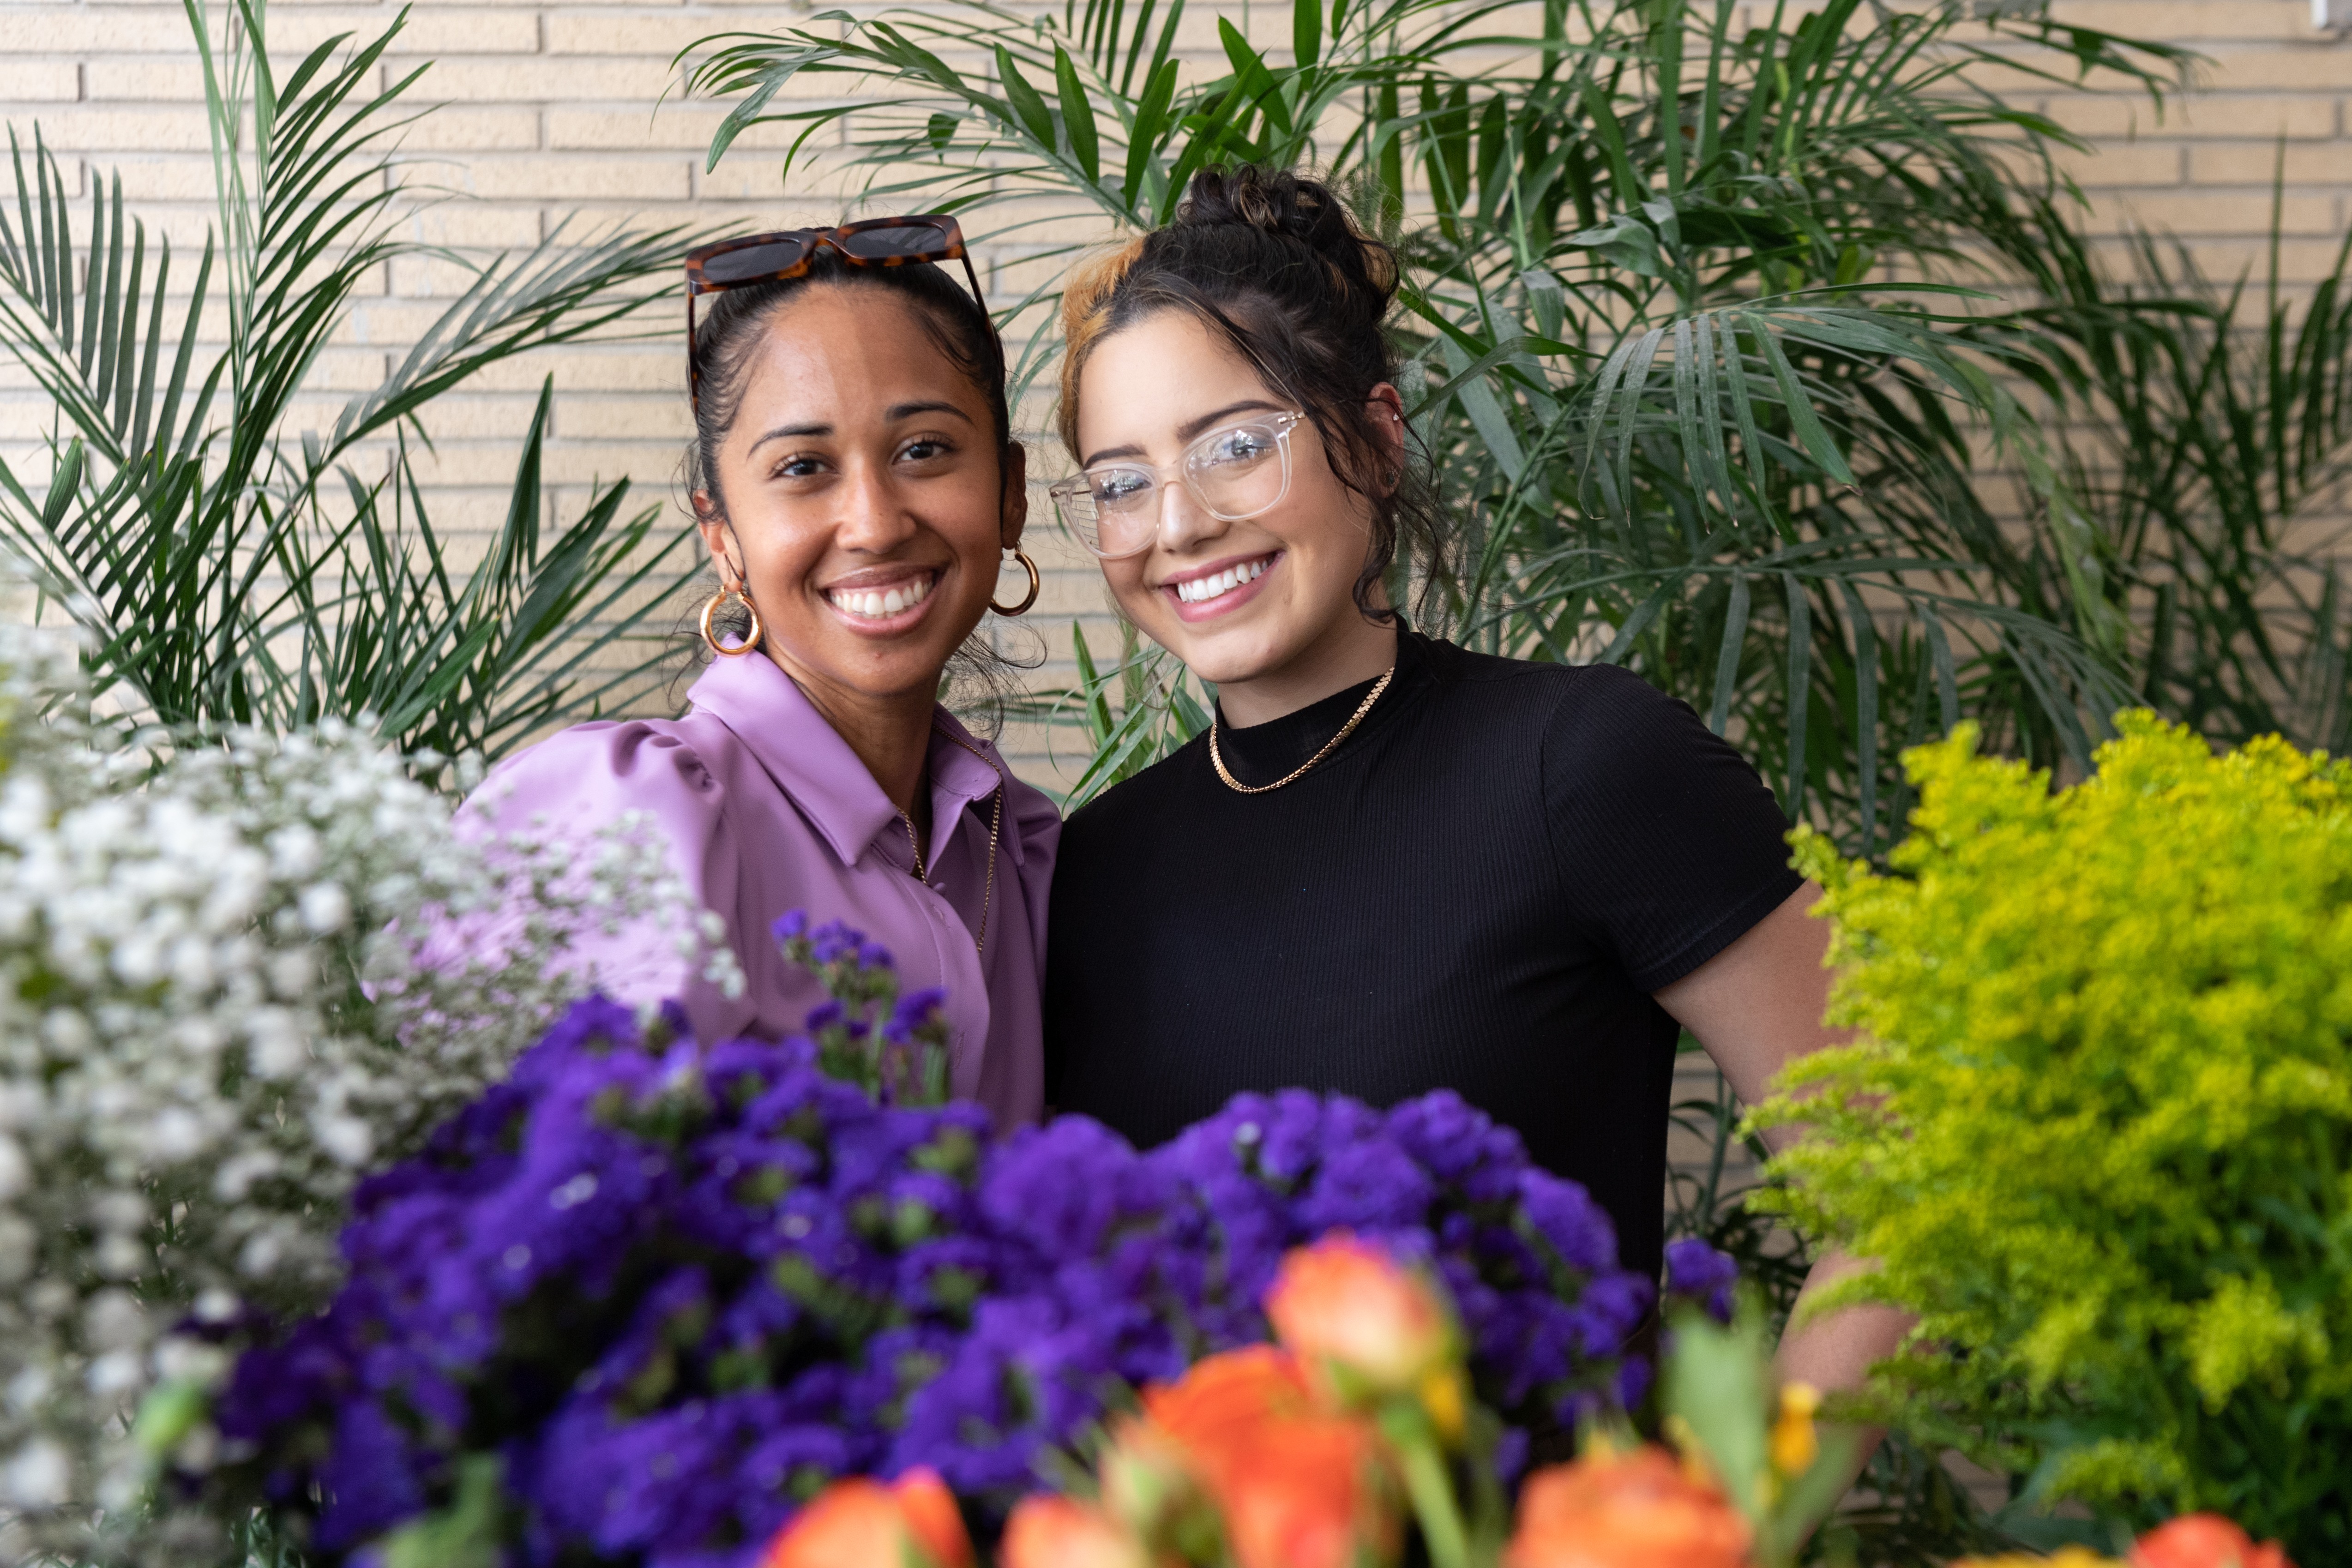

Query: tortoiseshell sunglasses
[[683, 215, 984, 412]]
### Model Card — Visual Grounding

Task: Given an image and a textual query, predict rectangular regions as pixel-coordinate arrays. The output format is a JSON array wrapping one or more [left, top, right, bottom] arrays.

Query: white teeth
[[830, 576, 932, 620], [1175, 558, 1270, 604]]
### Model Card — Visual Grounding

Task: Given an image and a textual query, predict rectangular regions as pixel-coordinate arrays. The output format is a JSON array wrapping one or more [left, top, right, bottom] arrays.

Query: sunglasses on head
[[682, 214, 985, 413]]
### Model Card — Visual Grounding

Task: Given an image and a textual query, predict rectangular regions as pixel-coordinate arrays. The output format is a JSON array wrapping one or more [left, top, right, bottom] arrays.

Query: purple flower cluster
[[211, 957, 1681, 1568]]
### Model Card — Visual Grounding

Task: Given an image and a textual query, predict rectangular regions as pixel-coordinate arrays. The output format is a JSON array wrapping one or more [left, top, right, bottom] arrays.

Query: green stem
[[1396, 1435, 1472, 1568]]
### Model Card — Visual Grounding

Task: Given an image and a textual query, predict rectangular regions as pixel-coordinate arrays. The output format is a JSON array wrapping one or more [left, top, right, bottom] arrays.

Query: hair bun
[[1177, 165, 1398, 305]]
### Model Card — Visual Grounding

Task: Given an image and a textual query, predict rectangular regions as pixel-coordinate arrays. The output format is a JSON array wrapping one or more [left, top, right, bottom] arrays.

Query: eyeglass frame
[[682, 215, 987, 415], [1049, 411, 1309, 560]]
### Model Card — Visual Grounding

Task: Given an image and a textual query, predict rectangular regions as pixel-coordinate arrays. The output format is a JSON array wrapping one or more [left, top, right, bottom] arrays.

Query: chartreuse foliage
[[1756, 715, 2352, 1559]]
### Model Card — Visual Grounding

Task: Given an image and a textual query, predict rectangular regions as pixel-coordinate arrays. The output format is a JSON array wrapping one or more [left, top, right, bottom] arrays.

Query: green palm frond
[[0, 0, 709, 774]]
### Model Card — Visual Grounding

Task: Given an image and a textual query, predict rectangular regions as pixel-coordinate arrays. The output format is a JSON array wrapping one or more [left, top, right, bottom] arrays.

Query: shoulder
[[1059, 734, 1201, 852], [463, 714, 730, 831], [1415, 640, 1688, 752]]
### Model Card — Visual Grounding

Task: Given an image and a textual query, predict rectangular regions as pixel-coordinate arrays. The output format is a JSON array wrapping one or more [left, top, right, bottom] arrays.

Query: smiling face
[[695, 282, 1024, 715], [1073, 309, 1403, 722]]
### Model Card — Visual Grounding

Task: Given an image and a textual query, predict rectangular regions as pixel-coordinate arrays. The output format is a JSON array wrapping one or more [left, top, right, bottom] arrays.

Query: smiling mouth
[[1169, 553, 1275, 607], [825, 571, 938, 621]]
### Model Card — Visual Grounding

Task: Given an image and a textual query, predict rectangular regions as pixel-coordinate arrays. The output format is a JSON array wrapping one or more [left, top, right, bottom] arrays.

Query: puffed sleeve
[[1540, 665, 1803, 991], [451, 719, 739, 1018]]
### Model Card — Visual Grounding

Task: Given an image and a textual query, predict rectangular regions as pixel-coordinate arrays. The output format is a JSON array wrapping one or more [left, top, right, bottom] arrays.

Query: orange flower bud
[[1001, 1496, 1154, 1568], [1265, 1234, 1455, 1396], [758, 1469, 973, 1568], [1505, 1446, 1753, 1568], [1216, 1413, 1398, 1568], [2133, 1515, 2296, 1568]]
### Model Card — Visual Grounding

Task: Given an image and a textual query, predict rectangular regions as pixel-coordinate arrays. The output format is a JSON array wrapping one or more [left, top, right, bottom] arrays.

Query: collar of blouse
[[685, 651, 1023, 876]]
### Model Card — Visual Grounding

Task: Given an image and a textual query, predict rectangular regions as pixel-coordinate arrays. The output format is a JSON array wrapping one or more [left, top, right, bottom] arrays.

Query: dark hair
[[1057, 165, 1454, 626], [676, 249, 1036, 729], [686, 248, 1012, 510]]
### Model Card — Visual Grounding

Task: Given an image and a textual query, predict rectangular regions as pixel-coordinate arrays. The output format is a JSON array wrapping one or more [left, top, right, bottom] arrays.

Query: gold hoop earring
[[700, 585, 763, 656], [990, 548, 1041, 617]]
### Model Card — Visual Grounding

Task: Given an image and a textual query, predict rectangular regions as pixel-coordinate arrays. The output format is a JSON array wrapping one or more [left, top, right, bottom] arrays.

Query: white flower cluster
[[0, 626, 739, 1563]]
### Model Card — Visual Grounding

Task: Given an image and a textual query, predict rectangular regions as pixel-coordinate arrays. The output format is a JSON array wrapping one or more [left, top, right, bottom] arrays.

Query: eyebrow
[[747, 401, 975, 453], [1081, 398, 1288, 469]]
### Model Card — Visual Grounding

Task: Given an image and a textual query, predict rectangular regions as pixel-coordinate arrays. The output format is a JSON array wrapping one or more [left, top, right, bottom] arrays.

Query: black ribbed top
[[1043, 631, 1801, 1281]]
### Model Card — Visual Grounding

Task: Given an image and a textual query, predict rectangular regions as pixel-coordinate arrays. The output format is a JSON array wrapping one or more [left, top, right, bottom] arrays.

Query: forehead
[[1075, 309, 1276, 449], [727, 283, 987, 428]]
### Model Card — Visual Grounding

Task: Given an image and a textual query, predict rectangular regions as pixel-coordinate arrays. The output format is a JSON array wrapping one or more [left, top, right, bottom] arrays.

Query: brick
[[454, 155, 694, 200], [2054, 141, 2186, 187], [82, 60, 210, 102], [276, 8, 541, 56], [547, 106, 732, 151], [2188, 141, 2352, 185], [2107, 188, 2340, 234], [386, 202, 547, 248], [2197, 47, 2352, 91], [407, 56, 685, 102], [2045, 1, 2315, 41], [392, 106, 543, 151], [0, 61, 81, 103], [551, 393, 691, 440], [0, 10, 196, 53], [1, 107, 211, 154], [544, 13, 722, 56]]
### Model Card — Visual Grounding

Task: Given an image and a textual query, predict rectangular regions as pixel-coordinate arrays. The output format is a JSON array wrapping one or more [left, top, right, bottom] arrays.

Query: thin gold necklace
[[1209, 665, 1396, 794], [896, 724, 1006, 954]]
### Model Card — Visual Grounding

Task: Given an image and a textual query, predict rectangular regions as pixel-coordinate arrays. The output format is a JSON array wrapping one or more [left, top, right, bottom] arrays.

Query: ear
[[998, 442, 1030, 550], [693, 496, 739, 585], [1366, 383, 1407, 494]]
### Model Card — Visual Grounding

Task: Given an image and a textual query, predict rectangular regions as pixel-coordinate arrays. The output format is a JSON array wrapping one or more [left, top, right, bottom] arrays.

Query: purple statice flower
[[1663, 1236, 1741, 1324], [211, 937, 1684, 1568]]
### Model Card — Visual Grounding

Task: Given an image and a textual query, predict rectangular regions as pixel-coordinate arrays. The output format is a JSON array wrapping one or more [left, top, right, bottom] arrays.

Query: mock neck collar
[[686, 653, 1018, 868], [1210, 628, 1430, 786]]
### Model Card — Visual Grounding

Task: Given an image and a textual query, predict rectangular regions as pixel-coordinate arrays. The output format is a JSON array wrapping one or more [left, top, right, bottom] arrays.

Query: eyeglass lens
[[837, 222, 950, 258], [702, 237, 812, 284], [1073, 422, 1292, 554]]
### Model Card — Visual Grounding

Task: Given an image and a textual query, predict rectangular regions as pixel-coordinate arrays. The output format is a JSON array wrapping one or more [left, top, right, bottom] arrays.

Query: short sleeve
[[448, 721, 733, 1014], [1540, 665, 1802, 991]]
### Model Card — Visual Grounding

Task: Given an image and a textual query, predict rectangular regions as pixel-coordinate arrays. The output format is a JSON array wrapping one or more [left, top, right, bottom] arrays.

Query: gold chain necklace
[[896, 724, 1006, 955], [1209, 665, 1396, 794]]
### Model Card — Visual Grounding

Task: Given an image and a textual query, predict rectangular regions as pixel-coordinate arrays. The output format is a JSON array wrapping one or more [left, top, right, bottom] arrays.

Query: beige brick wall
[[3, 0, 2349, 784]]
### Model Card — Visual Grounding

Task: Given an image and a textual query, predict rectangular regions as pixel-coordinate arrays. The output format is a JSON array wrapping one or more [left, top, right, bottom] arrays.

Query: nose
[[1154, 475, 1227, 554], [835, 457, 919, 553]]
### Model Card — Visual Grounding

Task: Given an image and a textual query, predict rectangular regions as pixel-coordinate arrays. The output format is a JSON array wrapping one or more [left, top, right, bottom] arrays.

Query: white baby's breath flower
[[0, 620, 727, 1562]]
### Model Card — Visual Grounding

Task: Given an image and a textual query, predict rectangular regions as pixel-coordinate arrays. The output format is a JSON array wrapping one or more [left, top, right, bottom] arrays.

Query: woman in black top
[[1041, 166, 1907, 1414]]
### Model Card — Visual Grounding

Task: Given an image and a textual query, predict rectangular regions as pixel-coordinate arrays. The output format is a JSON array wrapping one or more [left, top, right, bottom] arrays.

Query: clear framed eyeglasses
[[1049, 411, 1306, 559]]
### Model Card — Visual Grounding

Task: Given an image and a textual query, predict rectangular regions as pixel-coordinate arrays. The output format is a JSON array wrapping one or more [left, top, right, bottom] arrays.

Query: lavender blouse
[[461, 652, 1059, 1128]]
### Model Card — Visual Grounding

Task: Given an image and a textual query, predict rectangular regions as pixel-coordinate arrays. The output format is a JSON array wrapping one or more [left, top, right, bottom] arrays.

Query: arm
[[1652, 881, 1912, 1471]]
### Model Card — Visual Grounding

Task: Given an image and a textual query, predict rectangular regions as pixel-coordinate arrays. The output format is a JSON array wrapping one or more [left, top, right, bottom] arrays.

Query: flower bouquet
[[207, 928, 1664, 1567], [762, 1238, 2300, 1568]]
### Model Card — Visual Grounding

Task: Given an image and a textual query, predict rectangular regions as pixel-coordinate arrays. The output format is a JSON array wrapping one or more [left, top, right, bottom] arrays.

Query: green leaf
[[1124, 59, 1179, 213], [1052, 46, 1101, 183], [1708, 569, 1749, 735], [994, 46, 1059, 151], [1293, 0, 1323, 72]]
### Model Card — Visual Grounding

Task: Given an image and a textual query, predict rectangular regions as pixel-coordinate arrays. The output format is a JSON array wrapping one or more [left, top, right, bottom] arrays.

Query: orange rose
[[1265, 1234, 1455, 1395], [1001, 1495, 1153, 1568], [1505, 1445, 1753, 1568], [758, 1469, 973, 1568], [1132, 1345, 1399, 1568], [1216, 1413, 1397, 1568], [1139, 1345, 1317, 1487], [2133, 1515, 2296, 1568]]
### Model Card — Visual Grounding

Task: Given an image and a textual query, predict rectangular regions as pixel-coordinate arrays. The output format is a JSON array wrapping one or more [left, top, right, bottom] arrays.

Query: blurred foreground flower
[[1265, 1232, 1461, 1433], [757, 1469, 971, 1568], [1504, 1443, 1751, 1568], [2131, 1514, 2297, 1568], [1000, 1496, 1151, 1568]]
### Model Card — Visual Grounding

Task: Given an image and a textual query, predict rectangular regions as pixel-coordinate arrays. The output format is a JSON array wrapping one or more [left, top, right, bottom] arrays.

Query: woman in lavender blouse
[[463, 218, 1058, 1128]]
